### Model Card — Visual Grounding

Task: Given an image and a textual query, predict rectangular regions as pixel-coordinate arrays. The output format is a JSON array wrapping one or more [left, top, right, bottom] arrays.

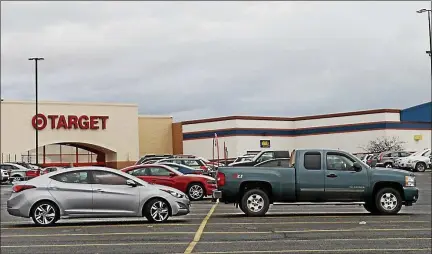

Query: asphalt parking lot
[[1, 171, 431, 254]]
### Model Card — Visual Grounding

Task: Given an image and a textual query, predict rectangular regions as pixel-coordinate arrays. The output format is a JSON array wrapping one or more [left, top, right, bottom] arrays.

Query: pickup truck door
[[296, 151, 326, 202], [324, 152, 369, 201]]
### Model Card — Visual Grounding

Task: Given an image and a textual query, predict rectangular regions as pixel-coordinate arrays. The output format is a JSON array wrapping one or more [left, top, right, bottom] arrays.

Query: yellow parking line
[[184, 200, 219, 254], [192, 248, 432, 254], [2, 220, 428, 230]]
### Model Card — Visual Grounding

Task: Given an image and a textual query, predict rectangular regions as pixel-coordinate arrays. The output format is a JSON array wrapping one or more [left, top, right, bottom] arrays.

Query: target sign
[[32, 114, 109, 130]]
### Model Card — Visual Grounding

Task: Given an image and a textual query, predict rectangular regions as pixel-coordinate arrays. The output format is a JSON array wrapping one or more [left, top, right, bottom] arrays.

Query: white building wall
[[294, 113, 400, 128], [293, 130, 388, 153], [234, 136, 292, 157], [181, 112, 430, 160], [183, 136, 238, 160]]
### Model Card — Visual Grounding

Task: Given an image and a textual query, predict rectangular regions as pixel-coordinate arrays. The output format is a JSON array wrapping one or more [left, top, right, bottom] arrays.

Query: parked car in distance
[[230, 150, 291, 167], [395, 149, 430, 170], [1, 169, 9, 183], [7, 166, 190, 226], [212, 149, 419, 216], [0, 163, 33, 182], [156, 162, 204, 175], [375, 151, 412, 168], [406, 149, 431, 172], [228, 155, 255, 166], [156, 158, 211, 173], [40, 167, 65, 175], [254, 158, 291, 167], [121, 164, 217, 201]]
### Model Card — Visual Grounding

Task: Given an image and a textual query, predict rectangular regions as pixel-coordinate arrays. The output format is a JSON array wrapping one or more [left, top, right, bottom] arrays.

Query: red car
[[121, 164, 217, 201]]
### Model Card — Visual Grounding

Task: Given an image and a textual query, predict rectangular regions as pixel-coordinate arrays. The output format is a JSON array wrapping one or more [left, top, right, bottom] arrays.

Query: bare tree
[[359, 136, 406, 153]]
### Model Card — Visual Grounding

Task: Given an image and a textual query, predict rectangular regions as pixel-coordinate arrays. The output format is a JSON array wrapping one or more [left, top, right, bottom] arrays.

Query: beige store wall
[[0, 100, 139, 168], [138, 116, 173, 157]]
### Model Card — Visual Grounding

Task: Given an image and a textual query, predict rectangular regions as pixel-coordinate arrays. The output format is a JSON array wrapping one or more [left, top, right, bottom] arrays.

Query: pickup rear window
[[304, 152, 321, 170]]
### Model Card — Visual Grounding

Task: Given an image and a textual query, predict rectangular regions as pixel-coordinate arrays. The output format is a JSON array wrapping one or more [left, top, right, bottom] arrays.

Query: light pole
[[28, 57, 44, 165], [417, 6, 432, 88]]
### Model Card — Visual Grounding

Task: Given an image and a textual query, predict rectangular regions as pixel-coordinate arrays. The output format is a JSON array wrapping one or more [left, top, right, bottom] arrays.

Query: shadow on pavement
[[212, 212, 417, 218], [4, 219, 191, 228]]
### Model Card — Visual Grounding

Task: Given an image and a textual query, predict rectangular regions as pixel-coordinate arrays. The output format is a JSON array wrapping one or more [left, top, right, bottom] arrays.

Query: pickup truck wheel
[[240, 189, 270, 217], [375, 188, 402, 215]]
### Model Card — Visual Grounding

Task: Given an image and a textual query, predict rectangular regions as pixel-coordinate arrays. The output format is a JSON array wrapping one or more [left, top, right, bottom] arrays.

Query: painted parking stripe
[[190, 248, 432, 254], [1, 242, 190, 248], [184, 200, 219, 254], [1, 220, 429, 230], [2, 237, 430, 248], [2, 228, 430, 238]]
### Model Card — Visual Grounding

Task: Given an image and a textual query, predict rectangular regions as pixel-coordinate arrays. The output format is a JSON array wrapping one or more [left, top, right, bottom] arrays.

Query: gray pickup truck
[[213, 149, 419, 216]]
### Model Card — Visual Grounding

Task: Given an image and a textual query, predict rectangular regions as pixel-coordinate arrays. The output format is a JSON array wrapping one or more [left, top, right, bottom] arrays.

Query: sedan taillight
[[12, 185, 36, 193]]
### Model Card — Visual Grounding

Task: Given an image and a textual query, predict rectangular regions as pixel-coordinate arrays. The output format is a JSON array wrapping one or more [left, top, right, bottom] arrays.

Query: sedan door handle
[[326, 174, 338, 178], [94, 189, 104, 192]]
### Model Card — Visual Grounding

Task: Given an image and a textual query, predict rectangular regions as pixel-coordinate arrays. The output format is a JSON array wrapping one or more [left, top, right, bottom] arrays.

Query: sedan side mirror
[[169, 172, 177, 177], [353, 162, 362, 172], [126, 179, 137, 187]]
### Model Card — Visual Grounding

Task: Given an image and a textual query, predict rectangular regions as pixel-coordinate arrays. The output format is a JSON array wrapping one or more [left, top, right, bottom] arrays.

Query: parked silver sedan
[[7, 166, 190, 226]]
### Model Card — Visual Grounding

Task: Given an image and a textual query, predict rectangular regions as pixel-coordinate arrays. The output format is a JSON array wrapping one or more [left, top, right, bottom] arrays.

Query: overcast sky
[[1, 1, 431, 121]]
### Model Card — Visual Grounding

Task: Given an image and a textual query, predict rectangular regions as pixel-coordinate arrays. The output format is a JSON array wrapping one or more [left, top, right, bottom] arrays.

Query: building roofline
[[1, 100, 137, 108], [138, 115, 173, 119], [180, 109, 401, 125]]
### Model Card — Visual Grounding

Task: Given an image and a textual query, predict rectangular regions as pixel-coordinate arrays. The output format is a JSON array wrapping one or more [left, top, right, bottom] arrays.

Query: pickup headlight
[[405, 176, 415, 187], [161, 189, 185, 198]]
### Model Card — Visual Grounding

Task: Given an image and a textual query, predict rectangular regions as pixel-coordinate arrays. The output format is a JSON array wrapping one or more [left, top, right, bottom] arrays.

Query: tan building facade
[[1, 100, 173, 169]]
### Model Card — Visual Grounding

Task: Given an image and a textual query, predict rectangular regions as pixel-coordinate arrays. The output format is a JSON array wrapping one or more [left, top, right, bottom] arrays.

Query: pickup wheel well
[[372, 182, 404, 202], [239, 181, 273, 203]]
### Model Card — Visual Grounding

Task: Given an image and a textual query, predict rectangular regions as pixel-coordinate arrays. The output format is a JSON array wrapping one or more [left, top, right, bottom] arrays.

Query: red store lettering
[[32, 114, 109, 130]]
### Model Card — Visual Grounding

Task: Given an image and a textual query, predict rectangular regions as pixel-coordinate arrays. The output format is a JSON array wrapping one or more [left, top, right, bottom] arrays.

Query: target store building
[[0, 100, 174, 168]]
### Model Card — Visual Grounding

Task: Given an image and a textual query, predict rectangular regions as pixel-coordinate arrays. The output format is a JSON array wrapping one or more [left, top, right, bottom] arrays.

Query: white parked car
[[1, 169, 9, 183], [395, 149, 430, 170], [407, 149, 431, 172], [0, 163, 31, 182]]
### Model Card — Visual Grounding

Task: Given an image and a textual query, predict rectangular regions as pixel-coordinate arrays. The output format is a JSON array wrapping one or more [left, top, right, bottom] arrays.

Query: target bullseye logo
[[32, 114, 48, 130]]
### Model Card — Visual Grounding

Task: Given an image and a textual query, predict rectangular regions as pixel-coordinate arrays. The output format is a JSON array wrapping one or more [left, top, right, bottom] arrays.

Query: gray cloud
[[1, 1, 430, 121]]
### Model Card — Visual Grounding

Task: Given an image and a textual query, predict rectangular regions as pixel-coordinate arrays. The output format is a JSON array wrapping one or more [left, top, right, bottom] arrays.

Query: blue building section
[[400, 102, 432, 123]]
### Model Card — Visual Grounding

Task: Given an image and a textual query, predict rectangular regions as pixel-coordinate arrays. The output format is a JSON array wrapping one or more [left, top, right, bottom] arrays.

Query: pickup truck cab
[[213, 149, 419, 216]]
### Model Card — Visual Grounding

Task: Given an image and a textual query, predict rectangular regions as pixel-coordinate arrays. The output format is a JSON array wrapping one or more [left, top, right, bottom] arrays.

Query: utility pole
[[28, 57, 44, 165], [417, 3, 432, 90]]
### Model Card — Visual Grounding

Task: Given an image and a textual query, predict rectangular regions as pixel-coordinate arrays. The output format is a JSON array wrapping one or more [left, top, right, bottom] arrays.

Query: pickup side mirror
[[126, 179, 137, 187], [353, 162, 362, 172], [169, 172, 177, 177]]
